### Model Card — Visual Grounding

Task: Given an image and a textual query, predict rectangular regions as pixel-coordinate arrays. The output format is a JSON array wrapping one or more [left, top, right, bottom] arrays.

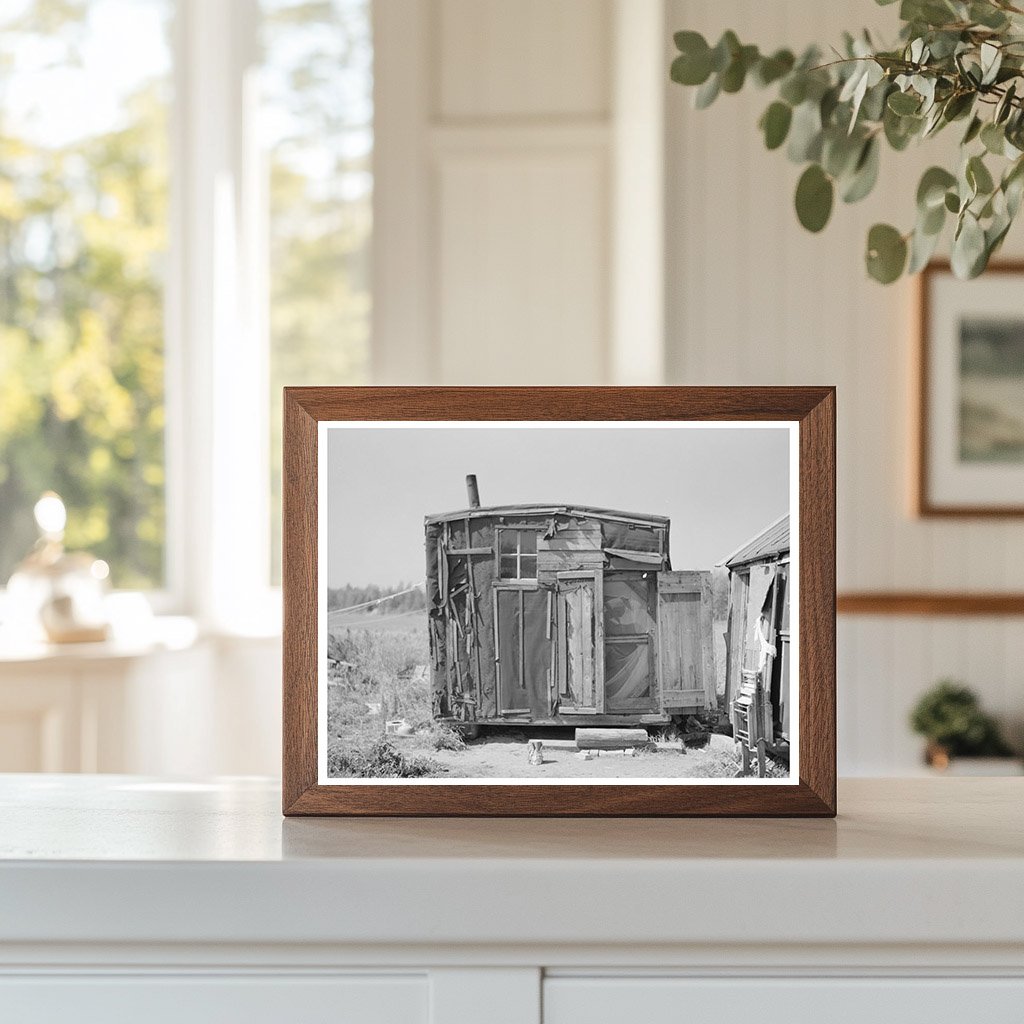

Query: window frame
[[494, 526, 542, 583]]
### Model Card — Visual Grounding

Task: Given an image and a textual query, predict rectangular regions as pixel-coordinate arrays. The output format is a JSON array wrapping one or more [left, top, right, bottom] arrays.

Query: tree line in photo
[[326, 582, 426, 615]]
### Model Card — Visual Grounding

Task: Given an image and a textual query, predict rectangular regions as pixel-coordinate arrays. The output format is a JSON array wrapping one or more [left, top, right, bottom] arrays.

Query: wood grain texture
[[282, 387, 836, 817], [838, 592, 1024, 616], [916, 260, 1024, 518]]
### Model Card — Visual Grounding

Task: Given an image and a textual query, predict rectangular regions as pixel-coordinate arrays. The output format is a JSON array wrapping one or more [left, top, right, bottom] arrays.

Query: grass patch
[[326, 738, 442, 779], [327, 624, 442, 777], [417, 720, 466, 752]]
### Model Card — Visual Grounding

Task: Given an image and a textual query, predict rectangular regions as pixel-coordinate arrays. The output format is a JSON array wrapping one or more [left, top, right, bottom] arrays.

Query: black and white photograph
[[318, 422, 798, 784]]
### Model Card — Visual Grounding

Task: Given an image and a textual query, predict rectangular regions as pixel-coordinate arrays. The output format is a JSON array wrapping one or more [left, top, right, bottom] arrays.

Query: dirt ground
[[399, 731, 761, 780]]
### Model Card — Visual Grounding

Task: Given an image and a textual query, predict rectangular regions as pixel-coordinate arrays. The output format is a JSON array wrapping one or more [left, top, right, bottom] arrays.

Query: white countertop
[[0, 775, 1022, 955]]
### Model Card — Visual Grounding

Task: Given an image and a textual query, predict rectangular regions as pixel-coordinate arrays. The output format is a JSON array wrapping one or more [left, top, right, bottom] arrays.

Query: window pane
[[519, 555, 537, 579], [498, 530, 518, 554], [519, 530, 537, 554], [262, 0, 373, 582], [0, 0, 172, 588], [499, 556, 518, 579], [604, 576, 656, 636]]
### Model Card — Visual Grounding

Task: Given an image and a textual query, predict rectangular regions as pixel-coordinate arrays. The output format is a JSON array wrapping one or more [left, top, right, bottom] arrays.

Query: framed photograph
[[917, 261, 1024, 516], [283, 387, 835, 816]]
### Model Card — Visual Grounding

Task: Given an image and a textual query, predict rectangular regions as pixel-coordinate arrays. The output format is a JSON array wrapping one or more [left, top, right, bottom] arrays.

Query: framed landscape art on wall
[[918, 262, 1024, 517], [282, 387, 835, 816]]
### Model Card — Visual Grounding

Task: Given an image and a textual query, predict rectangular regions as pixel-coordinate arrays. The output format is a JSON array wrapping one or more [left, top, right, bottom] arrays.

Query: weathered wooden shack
[[426, 477, 715, 731], [722, 513, 791, 754]]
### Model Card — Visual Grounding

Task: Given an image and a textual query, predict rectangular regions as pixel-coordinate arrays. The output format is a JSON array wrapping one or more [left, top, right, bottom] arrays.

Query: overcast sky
[[326, 424, 792, 588]]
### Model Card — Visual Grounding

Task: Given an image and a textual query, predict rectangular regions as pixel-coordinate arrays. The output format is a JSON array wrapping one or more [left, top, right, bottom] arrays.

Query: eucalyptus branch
[[670, 0, 1024, 283]]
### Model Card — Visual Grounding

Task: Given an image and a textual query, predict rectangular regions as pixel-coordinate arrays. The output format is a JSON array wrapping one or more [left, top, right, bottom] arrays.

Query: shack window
[[496, 528, 538, 580]]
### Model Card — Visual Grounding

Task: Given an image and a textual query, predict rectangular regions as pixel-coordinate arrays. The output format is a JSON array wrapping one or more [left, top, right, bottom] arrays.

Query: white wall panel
[[374, 0, 650, 386], [438, 0, 610, 120], [665, 0, 1024, 774], [437, 151, 608, 384]]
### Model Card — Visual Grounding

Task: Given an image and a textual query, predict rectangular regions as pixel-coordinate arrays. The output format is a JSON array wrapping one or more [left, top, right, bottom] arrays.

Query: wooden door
[[602, 573, 658, 713], [657, 570, 715, 714], [556, 573, 602, 713], [494, 586, 551, 717]]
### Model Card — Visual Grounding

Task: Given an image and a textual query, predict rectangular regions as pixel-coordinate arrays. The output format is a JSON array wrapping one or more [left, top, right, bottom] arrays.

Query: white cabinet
[[545, 977, 1024, 1023], [1, 975, 428, 1024], [1, 777, 1022, 1024], [0, 627, 281, 776], [0, 638, 211, 773]]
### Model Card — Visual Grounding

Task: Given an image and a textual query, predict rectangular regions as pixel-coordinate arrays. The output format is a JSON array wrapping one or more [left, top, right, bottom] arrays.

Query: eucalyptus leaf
[[967, 154, 995, 195], [671, 45, 712, 87], [842, 137, 881, 203], [779, 73, 807, 106], [866, 223, 908, 283], [787, 100, 824, 162], [1004, 158, 1024, 216], [962, 115, 983, 145], [980, 41, 1002, 86], [981, 121, 1006, 155], [970, 2, 1009, 29], [760, 101, 793, 150], [951, 211, 987, 278], [754, 49, 795, 87], [884, 106, 922, 150], [996, 83, 1017, 124], [694, 73, 721, 109], [908, 221, 942, 273], [888, 90, 921, 115], [942, 91, 974, 122], [917, 166, 957, 210], [822, 128, 863, 178], [721, 44, 758, 92], [860, 79, 892, 122], [920, 200, 946, 235], [795, 164, 834, 232], [710, 31, 740, 73]]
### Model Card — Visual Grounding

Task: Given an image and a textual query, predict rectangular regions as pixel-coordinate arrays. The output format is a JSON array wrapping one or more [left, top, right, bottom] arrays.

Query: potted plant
[[909, 680, 1020, 773]]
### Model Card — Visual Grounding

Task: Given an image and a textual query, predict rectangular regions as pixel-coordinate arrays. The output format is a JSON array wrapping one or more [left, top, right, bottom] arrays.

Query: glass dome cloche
[[5, 492, 111, 644]]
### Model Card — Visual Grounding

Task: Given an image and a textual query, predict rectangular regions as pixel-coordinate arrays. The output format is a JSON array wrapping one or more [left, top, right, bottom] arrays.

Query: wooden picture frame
[[916, 260, 1024, 517], [283, 387, 836, 817]]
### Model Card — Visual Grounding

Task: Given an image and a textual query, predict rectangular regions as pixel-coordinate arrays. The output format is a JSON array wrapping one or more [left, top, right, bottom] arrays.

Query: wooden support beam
[[837, 592, 1024, 616]]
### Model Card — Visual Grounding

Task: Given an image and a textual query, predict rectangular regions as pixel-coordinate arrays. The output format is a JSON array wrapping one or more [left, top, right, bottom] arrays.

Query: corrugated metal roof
[[723, 513, 790, 568], [425, 504, 670, 527]]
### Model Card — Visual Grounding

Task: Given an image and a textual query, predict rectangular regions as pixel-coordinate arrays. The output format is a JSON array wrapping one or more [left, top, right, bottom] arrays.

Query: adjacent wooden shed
[[722, 513, 792, 751], [425, 478, 716, 730]]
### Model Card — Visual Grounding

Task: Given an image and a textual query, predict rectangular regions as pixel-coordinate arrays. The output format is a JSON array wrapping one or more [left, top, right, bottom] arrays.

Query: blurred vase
[[5, 492, 110, 644]]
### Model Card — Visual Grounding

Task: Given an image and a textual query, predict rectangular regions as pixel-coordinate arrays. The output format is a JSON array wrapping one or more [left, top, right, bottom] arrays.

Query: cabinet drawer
[[0, 974, 427, 1024], [544, 977, 1024, 1023]]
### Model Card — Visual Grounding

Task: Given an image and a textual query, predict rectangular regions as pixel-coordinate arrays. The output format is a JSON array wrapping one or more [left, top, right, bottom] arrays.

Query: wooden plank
[[447, 546, 493, 555], [540, 521, 602, 550], [663, 687, 707, 710], [700, 571, 716, 710], [838, 592, 1024, 616], [463, 516, 484, 716], [659, 570, 704, 594], [594, 570, 605, 714], [575, 728, 649, 750], [538, 548, 605, 574]]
